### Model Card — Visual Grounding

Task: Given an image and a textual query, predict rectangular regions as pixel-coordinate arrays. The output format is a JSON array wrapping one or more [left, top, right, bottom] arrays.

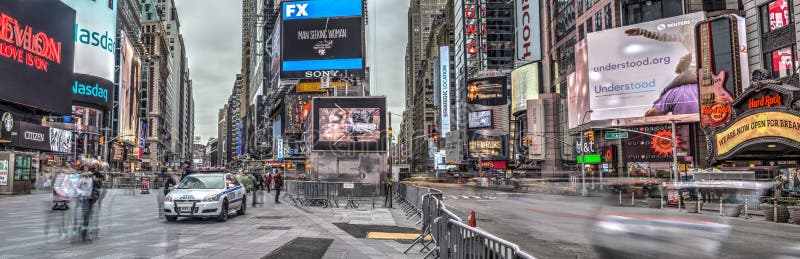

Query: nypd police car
[[164, 173, 246, 222]]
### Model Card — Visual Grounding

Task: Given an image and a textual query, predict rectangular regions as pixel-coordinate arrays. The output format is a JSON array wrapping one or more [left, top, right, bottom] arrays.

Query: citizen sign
[[305, 70, 340, 78], [24, 131, 44, 142]]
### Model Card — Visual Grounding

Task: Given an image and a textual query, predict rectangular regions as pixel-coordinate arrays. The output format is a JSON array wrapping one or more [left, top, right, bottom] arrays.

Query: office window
[[622, 0, 682, 25], [760, 0, 797, 78], [578, 24, 585, 40], [586, 0, 593, 10], [595, 11, 603, 31], [605, 4, 612, 28], [586, 18, 593, 33], [702, 0, 727, 12], [578, 0, 584, 15]]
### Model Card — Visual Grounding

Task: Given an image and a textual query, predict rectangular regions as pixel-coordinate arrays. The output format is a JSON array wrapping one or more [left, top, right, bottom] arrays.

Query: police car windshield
[[176, 175, 224, 189]]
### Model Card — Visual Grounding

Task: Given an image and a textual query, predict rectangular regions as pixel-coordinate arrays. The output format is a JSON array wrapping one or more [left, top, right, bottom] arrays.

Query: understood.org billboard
[[586, 12, 705, 121], [281, 0, 364, 79], [0, 0, 75, 114], [62, 0, 117, 108], [312, 97, 386, 151]]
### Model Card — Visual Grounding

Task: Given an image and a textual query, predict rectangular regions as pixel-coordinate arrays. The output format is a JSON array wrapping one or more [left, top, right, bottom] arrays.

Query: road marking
[[366, 232, 431, 240], [448, 195, 458, 200], [471, 196, 481, 199], [461, 195, 470, 199]]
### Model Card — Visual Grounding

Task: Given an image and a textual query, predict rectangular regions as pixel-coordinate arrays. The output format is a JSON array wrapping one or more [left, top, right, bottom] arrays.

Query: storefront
[[707, 81, 800, 186], [0, 117, 72, 194]]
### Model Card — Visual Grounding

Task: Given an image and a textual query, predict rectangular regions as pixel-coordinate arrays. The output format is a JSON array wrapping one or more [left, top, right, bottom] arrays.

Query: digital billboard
[[62, 0, 117, 108], [622, 124, 691, 162], [467, 76, 507, 106], [285, 93, 319, 133], [468, 134, 507, 160], [511, 62, 540, 114], [0, 0, 75, 114], [586, 12, 705, 121], [119, 31, 140, 143], [527, 99, 545, 159], [468, 110, 492, 129], [312, 97, 386, 151], [281, 0, 364, 79], [49, 128, 72, 153]]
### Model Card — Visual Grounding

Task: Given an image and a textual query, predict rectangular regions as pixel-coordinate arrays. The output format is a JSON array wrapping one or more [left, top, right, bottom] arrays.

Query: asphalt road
[[424, 183, 800, 259]]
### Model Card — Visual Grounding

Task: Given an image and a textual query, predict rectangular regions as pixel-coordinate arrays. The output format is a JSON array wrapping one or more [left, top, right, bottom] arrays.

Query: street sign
[[604, 132, 628, 139], [343, 183, 354, 189]]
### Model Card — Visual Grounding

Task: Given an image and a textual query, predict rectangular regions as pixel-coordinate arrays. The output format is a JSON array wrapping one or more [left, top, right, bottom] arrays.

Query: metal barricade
[[395, 182, 537, 259]]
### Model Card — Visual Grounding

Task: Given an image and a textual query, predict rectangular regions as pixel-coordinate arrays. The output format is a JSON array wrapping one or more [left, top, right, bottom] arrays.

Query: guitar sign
[[697, 21, 734, 128]]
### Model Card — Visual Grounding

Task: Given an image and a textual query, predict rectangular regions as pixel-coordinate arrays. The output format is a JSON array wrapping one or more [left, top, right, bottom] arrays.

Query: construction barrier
[[285, 181, 379, 209], [395, 182, 535, 259]]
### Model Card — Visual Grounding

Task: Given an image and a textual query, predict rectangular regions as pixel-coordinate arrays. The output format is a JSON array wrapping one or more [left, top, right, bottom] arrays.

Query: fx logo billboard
[[285, 3, 309, 18]]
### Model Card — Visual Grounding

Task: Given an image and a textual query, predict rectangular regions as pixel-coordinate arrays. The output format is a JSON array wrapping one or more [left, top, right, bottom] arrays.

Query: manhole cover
[[257, 226, 294, 230], [254, 216, 288, 219]]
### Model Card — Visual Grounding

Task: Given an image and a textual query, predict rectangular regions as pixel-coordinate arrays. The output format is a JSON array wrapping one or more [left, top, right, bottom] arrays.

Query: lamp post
[[579, 110, 593, 196]]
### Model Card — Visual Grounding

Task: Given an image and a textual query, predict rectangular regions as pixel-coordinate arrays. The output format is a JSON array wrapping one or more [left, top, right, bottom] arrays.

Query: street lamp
[[579, 110, 593, 196]]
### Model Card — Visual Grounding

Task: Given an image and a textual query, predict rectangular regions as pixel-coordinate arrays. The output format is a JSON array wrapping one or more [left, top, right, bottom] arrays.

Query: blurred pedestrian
[[265, 173, 272, 193], [73, 170, 94, 241], [162, 167, 176, 196], [180, 161, 194, 181], [273, 172, 283, 204]]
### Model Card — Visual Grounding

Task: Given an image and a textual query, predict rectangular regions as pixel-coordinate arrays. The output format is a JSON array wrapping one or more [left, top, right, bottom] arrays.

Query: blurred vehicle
[[590, 212, 730, 259], [164, 173, 247, 222]]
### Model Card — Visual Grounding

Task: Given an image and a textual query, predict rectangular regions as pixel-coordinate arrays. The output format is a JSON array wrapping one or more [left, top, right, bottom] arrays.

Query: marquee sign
[[710, 80, 800, 161]]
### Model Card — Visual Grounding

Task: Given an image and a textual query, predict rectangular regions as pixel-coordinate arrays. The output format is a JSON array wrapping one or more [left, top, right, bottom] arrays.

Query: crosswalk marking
[[446, 195, 497, 200]]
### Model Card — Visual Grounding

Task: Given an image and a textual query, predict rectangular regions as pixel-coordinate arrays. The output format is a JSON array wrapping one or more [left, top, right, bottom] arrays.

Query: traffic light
[[587, 131, 595, 142], [99, 136, 105, 146], [433, 135, 439, 143], [388, 127, 393, 136]]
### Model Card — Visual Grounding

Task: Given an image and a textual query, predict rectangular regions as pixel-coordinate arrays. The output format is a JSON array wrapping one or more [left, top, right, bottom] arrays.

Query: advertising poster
[[0, 160, 7, 186], [714, 111, 800, 157], [0, 0, 75, 114], [62, 0, 118, 108], [511, 62, 540, 114], [468, 110, 492, 129], [781, 168, 800, 192], [467, 77, 507, 106], [49, 128, 72, 153], [568, 39, 591, 128], [468, 134, 507, 160], [281, 0, 364, 78], [440, 46, 451, 136], [312, 97, 386, 151], [586, 12, 705, 121], [627, 162, 651, 177], [119, 31, 141, 143], [622, 124, 691, 162], [285, 93, 319, 133], [696, 15, 749, 128], [13, 122, 51, 151], [527, 99, 545, 159], [514, 0, 542, 62]]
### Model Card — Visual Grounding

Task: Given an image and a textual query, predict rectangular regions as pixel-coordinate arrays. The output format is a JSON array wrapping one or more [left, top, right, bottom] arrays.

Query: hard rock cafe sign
[[710, 79, 800, 162]]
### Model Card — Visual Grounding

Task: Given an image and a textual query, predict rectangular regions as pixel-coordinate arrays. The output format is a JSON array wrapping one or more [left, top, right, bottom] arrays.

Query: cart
[[141, 177, 150, 194], [52, 173, 80, 210]]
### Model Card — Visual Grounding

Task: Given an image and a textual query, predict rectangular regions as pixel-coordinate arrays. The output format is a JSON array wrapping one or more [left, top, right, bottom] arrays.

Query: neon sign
[[0, 12, 63, 72]]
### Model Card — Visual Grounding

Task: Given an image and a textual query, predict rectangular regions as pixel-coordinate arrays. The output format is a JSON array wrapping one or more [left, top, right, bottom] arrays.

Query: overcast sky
[[176, 0, 409, 143]]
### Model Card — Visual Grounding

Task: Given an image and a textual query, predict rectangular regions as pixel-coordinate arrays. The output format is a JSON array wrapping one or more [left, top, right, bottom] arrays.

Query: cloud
[[174, 0, 242, 143], [368, 0, 409, 131]]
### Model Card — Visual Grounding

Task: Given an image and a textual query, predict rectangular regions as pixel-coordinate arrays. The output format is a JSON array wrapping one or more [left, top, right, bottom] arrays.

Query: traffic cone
[[468, 210, 477, 227]]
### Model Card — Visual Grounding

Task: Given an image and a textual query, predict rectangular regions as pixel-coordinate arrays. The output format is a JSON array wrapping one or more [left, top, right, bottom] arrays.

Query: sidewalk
[[253, 191, 423, 258]]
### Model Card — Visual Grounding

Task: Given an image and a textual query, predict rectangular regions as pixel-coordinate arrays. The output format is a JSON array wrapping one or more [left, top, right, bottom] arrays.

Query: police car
[[164, 173, 246, 222]]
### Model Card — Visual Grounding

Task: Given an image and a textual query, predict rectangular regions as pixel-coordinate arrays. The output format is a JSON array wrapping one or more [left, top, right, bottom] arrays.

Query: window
[[578, 24, 585, 40], [595, 11, 603, 31], [760, 0, 797, 78], [702, 0, 727, 12], [622, 0, 682, 25], [604, 4, 612, 28], [586, 18, 593, 33], [586, 0, 592, 10], [578, 0, 583, 15]]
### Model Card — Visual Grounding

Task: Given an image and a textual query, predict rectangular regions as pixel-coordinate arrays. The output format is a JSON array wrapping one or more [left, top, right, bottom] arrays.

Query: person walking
[[265, 173, 272, 193], [273, 172, 283, 204], [180, 161, 194, 181], [162, 168, 176, 196]]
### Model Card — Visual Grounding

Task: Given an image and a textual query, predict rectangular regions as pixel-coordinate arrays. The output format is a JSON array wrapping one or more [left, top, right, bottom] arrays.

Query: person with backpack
[[273, 172, 284, 204], [265, 173, 272, 193]]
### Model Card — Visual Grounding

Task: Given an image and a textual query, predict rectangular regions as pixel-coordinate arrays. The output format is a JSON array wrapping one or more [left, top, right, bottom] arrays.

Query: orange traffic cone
[[468, 210, 477, 227]]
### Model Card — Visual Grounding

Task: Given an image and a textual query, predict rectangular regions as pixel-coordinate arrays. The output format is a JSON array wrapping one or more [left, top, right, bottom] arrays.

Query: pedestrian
[[265, 173, 272, 193], [162, 167, 176, 196], [273, 171, 283, 204], [73, 169, 94, 242], [180, 161, 194, 181]]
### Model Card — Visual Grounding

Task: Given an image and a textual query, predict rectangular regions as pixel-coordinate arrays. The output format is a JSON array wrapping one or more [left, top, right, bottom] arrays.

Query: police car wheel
[[216, 200, 228, 222], [237, 197, 246, 215], [166, 216, 177, 222]]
